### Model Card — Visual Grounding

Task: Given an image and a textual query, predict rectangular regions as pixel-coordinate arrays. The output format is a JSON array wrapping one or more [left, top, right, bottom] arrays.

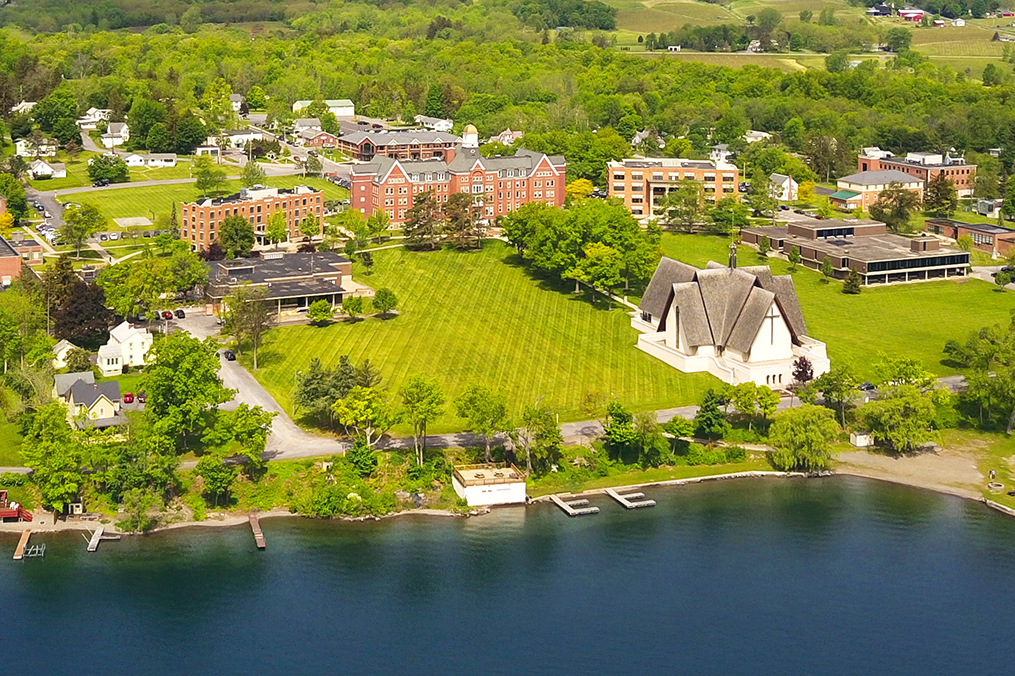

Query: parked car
[[223, 350, 236, 361], [175, 308, 186, 318], [123, 392, 134, 404], [859, 381, 876, 392], [137, 392, 146, 403], [793, 209, 806, 215], [779, 205, 789, 210], [162, 310, 174, 320], [99, 234, 108, 241], [991, 265, 1015, 278], [93, 178, 109, 187]]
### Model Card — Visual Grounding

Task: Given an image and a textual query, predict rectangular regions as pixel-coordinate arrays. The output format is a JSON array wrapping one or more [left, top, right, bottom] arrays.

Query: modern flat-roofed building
[[181, 185, 323, 251], [832, 170, 924, 211], [607, 157, 740, 220], [742, 218, 970, 285], [349, 145, 565, 224], [0, 236, 22, 284], [925, 218, 1015, 257], [337, 129, 462, 162], [204, 250, 353, 317], [857, 149, 974, 196], [452, 464, 526, 507]]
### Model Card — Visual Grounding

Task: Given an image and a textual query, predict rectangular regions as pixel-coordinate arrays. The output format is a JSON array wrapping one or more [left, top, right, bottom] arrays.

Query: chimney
[[729, 240, 738, 270]]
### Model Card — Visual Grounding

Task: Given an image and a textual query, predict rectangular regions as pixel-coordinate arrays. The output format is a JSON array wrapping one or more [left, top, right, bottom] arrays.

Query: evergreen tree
[[403, 190, 442, 249], [820, 256, 834, 283], [843, 268, 862, 294], [924, 172, 958, 217], [424, 84, 445, 118]]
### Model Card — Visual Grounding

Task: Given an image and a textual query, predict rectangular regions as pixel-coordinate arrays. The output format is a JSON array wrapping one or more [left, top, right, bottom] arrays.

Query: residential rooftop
[[837, 169, 924, 185]]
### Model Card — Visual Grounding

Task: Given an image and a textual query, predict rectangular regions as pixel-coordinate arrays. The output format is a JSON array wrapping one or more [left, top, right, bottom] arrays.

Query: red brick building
[[349, 145, 566, 224], [300, 130, 339, 148], [180, 185, 323, 251], [337, 129, 461, 162], [925, 218, 1015, 257], [857, 150, 975, 197], [0, 236, 22, 284]]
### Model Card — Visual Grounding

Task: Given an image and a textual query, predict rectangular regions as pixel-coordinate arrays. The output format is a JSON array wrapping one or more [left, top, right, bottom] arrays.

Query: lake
[[2, 476, 1013, 675]]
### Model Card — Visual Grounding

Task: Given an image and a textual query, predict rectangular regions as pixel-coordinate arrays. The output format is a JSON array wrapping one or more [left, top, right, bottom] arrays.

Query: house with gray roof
[[53, 371, 94, 402], [633, 250, 830, 388], [66, 379, 124, 429], [834, 170, 924, 210]]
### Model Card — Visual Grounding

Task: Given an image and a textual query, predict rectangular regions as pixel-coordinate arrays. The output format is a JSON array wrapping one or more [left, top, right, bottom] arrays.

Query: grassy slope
[[661, 232, 1015, 378], [0, 416, 23, 466], [247, 240, 716, 432]]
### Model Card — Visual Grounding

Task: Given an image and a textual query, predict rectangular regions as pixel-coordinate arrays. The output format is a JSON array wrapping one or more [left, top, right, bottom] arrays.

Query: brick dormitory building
[[857, 148, 975, 196], [606, 157, 741, 221], [349, 125, 566, 223], [181, 185, 323, 250]]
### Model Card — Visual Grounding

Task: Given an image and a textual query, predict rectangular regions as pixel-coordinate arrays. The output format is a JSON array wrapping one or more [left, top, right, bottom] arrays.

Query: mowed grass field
[[661, 233, 1015, 377], [248, 241, 716, 432], [77, 176, 349, 227]]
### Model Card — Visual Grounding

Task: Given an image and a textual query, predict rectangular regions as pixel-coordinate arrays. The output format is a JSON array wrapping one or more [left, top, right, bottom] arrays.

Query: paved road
[[25, 187, 65, 227]]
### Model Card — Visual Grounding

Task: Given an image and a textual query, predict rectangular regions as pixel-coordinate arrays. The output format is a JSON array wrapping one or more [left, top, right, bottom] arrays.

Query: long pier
[[249, 513, 265, 549], [550, 494, 600, 517], [12, 529, 30, 560], [605, 488, 656, 509]]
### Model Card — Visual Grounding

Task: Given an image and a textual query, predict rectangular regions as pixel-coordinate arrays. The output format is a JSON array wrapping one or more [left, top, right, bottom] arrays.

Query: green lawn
[[246, 240, 716, 432], [0, 416, 23, 466], [661, 232, 1015, 378]]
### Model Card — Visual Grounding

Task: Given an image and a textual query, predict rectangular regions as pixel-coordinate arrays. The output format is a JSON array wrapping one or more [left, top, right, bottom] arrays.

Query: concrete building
[[607, 157, 740, 220], [831, 170, 924, 211], [204, 251, 353, 318], [857, 149, 974, 196], [336, 129, 462, 162], [633, 252, 829, 388], [181, 185, 324, 250], [742, 218, 971, 285], [452, 464, 527, 507], [349, 145, 566, 224], [924, 218, 1015, 258], [299, 129, 339, 148]]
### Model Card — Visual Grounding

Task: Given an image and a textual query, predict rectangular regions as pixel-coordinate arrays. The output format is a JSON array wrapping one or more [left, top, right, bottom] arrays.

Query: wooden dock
[[550, 494, 600, 517], [249, 513, 265, 549], [12, 529, 30, 560], [605, 488, 656, 509], [87, 527, 103, 552]]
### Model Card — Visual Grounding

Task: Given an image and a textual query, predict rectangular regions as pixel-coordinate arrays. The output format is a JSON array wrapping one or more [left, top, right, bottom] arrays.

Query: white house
[[52, 339, 78, 369], [195, 145, 220, 157], [489, 129, 524, 145], [97, 321, 153, 377], [745, 130, 772, 144], [230, 94, 245, 112], [952, 18, 966, 26], [146, 153, 177, 167], [293, 118, 322, 134], [10, 101, 35, 115], [632, 253, 830, 388], [123, 153, 147, 167], [292, 99, 355, 117], [15, 138, 58, 158], [218, 129, 264, 149], [452, 464, 527, 507], [28, 159, 66, 180], [76, 107, 112, 130], [414, 115, 454, 132], [769, 173, 798, 201], [710, 143, 732, 163], [101, 122, 130, 148]]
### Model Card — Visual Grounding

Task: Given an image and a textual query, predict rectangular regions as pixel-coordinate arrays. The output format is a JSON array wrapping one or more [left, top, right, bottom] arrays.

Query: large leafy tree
[[403, 191, 442, 250], [218, 214, 255, 257], [516, 403, 563, 475], [53, 280, 113, 348], [870, 183, 921, 233], [924, 172, 958, 218], [399, 373, 445, 465], [443, 192, 484, 249], [60, 203, 105, 258], [193, 155, 226, 196], [0, 173, 30, 220], [97, 256, 175, 320], [454, 383, 510, 462], [858, 385, 937, 453], [655, 180, 704, 231], [87, 154, 129, 184], [332, 386, 401, 447], [768, 404, 840, 471], [224, 283, 275, 370], [32, 88, 78, 131], [127, 98, 167, 146], [21, 402, 84, 521]]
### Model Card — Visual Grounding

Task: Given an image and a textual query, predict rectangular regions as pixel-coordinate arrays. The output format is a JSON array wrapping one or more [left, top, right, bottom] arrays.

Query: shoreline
[[1, 467, 1008, 540]]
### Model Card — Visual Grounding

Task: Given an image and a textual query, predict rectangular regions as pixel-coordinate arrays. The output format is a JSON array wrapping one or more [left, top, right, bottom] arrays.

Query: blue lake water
[[2, 476, 1013, 675]]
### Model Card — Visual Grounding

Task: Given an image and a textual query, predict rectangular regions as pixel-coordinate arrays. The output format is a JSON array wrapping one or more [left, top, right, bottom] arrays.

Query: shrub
[[686, 443, 727, 465], [723, 445, 747, 463], [0, 471, 28, 487]]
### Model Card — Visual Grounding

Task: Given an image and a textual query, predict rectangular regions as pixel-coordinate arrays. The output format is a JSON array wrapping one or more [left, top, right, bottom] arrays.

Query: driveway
[[25, 187, 65, 227]]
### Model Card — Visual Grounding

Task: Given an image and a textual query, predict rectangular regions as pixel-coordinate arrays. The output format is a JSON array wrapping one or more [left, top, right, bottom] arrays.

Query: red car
[[123, 393, 134, 404], [162, 310, 174, 320]]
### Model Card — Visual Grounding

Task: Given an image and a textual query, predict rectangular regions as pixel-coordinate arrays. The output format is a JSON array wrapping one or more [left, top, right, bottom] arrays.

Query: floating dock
[[605, 487, 656, 509], [86, 527, 121, 552], [550, 494, 600, 517], [249, 513, 265, 549], [12, 529, 31, 560]]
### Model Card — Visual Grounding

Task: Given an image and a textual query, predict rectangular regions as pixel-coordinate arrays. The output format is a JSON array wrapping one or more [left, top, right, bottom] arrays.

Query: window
[[613, 184, 625, 193], [472, 184, 485, 193]]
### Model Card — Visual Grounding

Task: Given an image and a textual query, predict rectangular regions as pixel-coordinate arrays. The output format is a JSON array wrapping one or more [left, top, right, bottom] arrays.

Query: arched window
[[766, 375, 770, 385]]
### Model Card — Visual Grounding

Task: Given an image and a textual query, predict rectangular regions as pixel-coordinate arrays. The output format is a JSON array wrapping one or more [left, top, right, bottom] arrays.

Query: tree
[[517, 403, 562, 475], [816, 196, 834, 219], [373, 288, 397, 315], [52, 118, 81, 147], [812, 366, 857, 427], [247, 86, 267, 109], [873, 354, 934, 389], [768, 405, 840, 471], [266, 210, 288, 248], [306, 299, 334, 326], [174, 115, 206, 154], [956, 234, 974, 251], [226, 403, 275, 474], [455, 384, 510, 462], [346, 436, 378, 478], [303, 155, 323, 177], [193, 155, 226, 197], [843, 268, 862, 294], [858, 385, 937, 453], [195, 454, 237, 506], [797, 181, 815, 204], [64, 347, 92, 373], [241, 160, 267, 188], [443, 192, 484, 249], [424, 83, 445, 118], [168, 247, 208, 294], [924, 172, 958, 217], [86, 154, 129, 184], [399, 373, 445, 466], [53, 280, 113, 348], [573, 241, 623, 298], [792, 356, 814, 385], [566, 178, 594, 202], [825, 50, 850, 74], [359, 251, 374, 274], [997, 271, 1012, 290], [707, 197, 749, 234], [982, 63, 1002, 87], [146, 122, 172, 153], [788, 246, 801, 270], [799, 9, 813, 22], [41, 254, 77, 309], [21, 402, 83, 521], [885, 27, 912, 52], [870, 183, 921, 233], [756, 7, 782, 32], [655, 180, 704, 231], [32, 89, 78, 132], [342, 295, 364, 320], [820, 256, 834, 283], [0, 174, 29, 220], [219, 214, 255, 257], [695, 388, 728, 441], [758, 235, 771, 256], [365, 209, 390, 243], [225, 284, 275, 370], [299, 214, 320, 240], [602, 400, 639, 461], [61, 203, 105, 258], [332, 386, 401, 447]]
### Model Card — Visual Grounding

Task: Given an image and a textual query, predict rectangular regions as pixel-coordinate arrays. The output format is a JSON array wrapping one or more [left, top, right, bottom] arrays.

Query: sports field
[[660, 232, 1015, 378], [248, 240, 716, 431]]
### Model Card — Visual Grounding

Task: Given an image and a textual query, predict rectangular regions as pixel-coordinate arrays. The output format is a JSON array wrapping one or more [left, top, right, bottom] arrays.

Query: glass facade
[[867, 254, 969, 273]]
